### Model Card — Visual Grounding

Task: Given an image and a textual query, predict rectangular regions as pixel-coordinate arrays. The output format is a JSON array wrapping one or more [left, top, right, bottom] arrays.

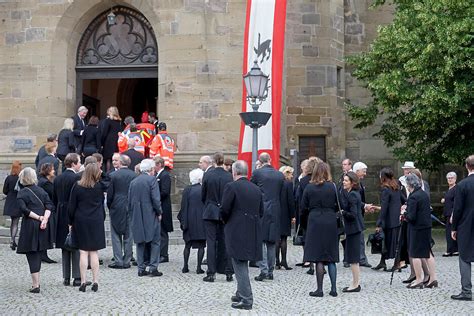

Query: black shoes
[[138, 270, 149, 277], [63, 279, 70, 286], [42, 257, 57, 264], [231, 295, 241, 303], [196, 268, 205, 274], [360, 262, 372, 268], [442, 253, 453, 257], [203, 274, 215, 282], [79, 283, 86, 292], [10, 241, 17, 251], [91, 283, 98, 292], [160, 256, 169, 263], [451, 293, 472, 301], [254, 273, 267, 281], [343, 262, 350, 268], [342, 285, 361, 293], [281, 263, 293, 270], [402, 276, 416, 284], [426, 280, 439, 288], [329, 290, 338, 297], [309, 291, 323, 297], [72, 278, 81, 287], [249, 261, 259, 268], [98, 259, 103, 265], [150, 270, 163, 277], [182, 267, 189, 273], [371, 263, 387, 271], [108, 263, 124, 269], [29, 286, 40, 293], [307, 268, 315, 275], [231, 302, 252, 310], [226, 274, 234, 282], [407, 282, 424, 289]]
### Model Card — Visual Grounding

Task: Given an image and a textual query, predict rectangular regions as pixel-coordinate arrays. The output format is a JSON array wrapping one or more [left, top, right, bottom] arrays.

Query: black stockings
[[276, 237, 288, 266], [10, 217, 20, 243], [316, 262, 337, 292], [183, 245, 204, 270]]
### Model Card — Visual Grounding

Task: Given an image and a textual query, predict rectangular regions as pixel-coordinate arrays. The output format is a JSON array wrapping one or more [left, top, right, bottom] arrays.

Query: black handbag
[[367, 230, 385, 254], [64, 232, 77, 251], [333, 183, 346, 240], [293, 225, 305, 246]]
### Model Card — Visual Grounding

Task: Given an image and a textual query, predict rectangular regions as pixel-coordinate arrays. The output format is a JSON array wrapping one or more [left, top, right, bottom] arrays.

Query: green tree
[[346, 0, 473, 170]]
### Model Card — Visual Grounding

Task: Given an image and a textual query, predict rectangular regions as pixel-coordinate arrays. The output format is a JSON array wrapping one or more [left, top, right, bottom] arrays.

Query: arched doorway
[[76, 6, 158, 121]]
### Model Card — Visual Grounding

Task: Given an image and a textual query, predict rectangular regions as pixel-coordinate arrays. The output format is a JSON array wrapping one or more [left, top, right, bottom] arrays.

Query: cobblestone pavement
[[0, 241, 472, 315]]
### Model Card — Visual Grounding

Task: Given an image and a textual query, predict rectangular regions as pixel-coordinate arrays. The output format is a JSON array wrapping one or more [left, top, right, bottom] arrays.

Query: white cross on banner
[[238, 0, 287, 173]]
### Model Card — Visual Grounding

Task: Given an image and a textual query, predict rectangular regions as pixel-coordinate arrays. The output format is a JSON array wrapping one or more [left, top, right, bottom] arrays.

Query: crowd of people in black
[[2, 108, 474, 309]]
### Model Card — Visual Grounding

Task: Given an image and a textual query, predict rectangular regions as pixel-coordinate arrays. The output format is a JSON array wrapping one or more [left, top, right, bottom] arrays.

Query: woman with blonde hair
[[3, 161, 22, 250], [68, 163, 106, 292], [100, 106, 123, 171], [16, 167, 55, 293], [276, 166, 296, 270], [57, 118, 76, 166]]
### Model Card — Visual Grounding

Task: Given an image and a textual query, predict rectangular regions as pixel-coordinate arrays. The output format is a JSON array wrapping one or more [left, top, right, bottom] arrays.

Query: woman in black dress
[[38, 163, 57, 263], [276, 166, 296, 270], [16, 167, 55, 293], [301, 162, 339, 297], [68, 163, 106, 292], [80, 116, 101, 158], [403, 174, 438, 289], [100, 106, 123, 172], [178, 168, 206, 274], [2, 161, 22, 250], [341, 171, 364, 293], [441, 171, 458, 256], [373, 168, 401, 271], [57, 118, 75, 167]]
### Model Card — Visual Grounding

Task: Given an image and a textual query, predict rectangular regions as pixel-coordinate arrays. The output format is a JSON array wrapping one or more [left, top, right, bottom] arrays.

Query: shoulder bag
[[332, 183, 346, 240]]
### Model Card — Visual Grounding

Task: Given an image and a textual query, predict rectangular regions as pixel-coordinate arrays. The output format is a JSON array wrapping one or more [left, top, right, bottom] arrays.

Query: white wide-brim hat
[[402, 161, 416, 169]]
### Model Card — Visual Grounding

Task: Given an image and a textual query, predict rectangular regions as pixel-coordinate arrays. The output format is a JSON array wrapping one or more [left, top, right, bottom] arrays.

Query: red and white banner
[[238, 0, 287, 172]]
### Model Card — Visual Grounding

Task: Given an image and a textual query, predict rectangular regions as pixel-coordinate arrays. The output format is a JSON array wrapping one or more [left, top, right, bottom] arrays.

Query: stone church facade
[[0, 0, 402, 201]]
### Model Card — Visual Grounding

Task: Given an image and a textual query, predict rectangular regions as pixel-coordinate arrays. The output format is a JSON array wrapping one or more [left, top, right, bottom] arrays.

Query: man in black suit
[[123, 138, 145, 171], [221, 160, 263, 310], [251, 152, 284, 281], [72, 106, 88, 152], [199, 155, 214, 174], [52, 153, 82, 286], [154, 156, 173, 263], [451, 155, 474, 301], [201, 152, 233, 282], [107, 155, 137, 269]]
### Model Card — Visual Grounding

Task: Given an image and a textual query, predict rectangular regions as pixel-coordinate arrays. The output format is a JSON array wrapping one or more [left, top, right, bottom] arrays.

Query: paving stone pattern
[[0, 243, 472, 314]]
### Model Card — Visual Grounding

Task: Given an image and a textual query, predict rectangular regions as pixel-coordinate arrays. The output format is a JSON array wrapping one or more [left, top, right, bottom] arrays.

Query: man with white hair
[[199, 155, 214, 173], [72, 106, 88, 152], [128, 159, 163, 277], [123, 138, 145, 171], [352, 161, 373, 268]]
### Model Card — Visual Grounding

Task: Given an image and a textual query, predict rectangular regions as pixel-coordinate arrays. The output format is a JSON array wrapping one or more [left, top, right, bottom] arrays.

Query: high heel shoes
[[407, 282, 424, 289], [91, 283, 98, 292], [281, 263, 293, 270], [402, 276, 416, 284], [79, 283, 86, 292], [10, 241, 17, 251], [426, 280, 438, 288], [29, 286, 40, 293], [371, 263, 387, 271]]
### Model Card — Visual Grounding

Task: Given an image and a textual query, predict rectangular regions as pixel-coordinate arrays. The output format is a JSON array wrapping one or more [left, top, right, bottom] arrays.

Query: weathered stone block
[[11, 88, 21, 98], [287, 107, 302, 114], [303, 107, 327, 116], [39, 0, 66, 3], [5, 32, 25, 45], [170, 21, 179, 34], [345, 23, 363, 35], [302, 14, 320, 25], [300, 3, 316, 13], [290, 34, 311, 44], [301, 87, 323, 96], [209, 89, 231, 101], [307, 66, 326, 86], [185, 0, 227, 13], [194, 102, 219, 119], [11, 10, 31, 20], [296, 115, 320, 124], [25, 28, 46, 42], [302, 45, 319, 57]]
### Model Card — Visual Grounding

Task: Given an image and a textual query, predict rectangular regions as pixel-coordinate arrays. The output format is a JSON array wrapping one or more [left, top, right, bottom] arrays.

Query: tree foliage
[[346, 0, 473, 170]]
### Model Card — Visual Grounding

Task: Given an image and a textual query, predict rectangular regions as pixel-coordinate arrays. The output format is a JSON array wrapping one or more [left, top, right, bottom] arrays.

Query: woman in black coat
[[341, 171, 364, 293], [3, 161, 22, 250], [178, 169, 206, 274], [301, 162, 339, 297], [441, 172, 458, 256], [38, 163, 56, 243], [373, 168, 401, 271], [403, 173, 438, 289], [100, 106, 123, 172], [16, 167, 55, 293], [68, 163, 106, 292], [57, 118, 76, 165], [277, 166, 296, 270], [80, 116, 101, 158]]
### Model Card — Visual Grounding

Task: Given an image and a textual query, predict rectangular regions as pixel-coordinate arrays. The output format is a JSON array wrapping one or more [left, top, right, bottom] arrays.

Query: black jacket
[[72, 114, 86, 151], [107, 167, 136, 234], [251, 165, 284, 243], [57, 129, 75, 157], [2, 175, 20, 217], [221, 177, 263, 261], [342, 190, 364, 235], [279, 180, 296, 236], [37, 154, 60, 176], [178, 184, 206, 243], [122, 149, 145, 171], [35, 145, 48, 168], [452, 174, 474, 262], [201, 167, 233, 221], [442, 186, 456, 217], [376, 187, 401, 229], [81, 125, 101, 155], [157, 169, 173, 232], [405, 187, 432, 230]]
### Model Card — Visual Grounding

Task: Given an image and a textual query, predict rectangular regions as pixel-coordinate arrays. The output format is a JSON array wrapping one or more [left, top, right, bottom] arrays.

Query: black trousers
[[445, 220, 458, 253], [26, 252, 41, 274], [205, 220, 219, 275]]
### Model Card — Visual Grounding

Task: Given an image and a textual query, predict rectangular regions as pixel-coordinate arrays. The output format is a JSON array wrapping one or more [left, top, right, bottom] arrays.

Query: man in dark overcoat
[[201, 152, 233, 282], [153, 156, 173, 263], [128, 159, 163, 277], [251, 152, 284, 281], [221, 160, 263, 310], [451, 155, 474, 301], [107, 154, 136, 269], [52, 153, 81, 286], [72, 106, 88, 152], [123, 138, 145, 171]]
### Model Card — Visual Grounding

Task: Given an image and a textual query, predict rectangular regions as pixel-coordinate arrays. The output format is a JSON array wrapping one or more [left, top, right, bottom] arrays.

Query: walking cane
[[390, 221, 405, 286]]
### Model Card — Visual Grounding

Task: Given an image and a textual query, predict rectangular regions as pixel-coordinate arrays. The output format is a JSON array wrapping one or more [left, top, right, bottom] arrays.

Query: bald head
[[199, 155, 212, 171], [259, 152, 271, 165]]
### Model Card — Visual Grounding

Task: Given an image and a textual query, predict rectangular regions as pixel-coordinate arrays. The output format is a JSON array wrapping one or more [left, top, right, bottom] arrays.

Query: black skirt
[[344, 232, 361, 264], [185, 240, 206, 249], [408, 226, 431, 258], [303, 211, 339, 263], [383, 226, 400, 259]]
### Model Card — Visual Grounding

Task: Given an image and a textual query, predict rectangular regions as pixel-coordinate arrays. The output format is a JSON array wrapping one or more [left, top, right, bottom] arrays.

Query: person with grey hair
[[128, 159, 163, 277], [441, 171, 458, 257], [402, 173, 438, 289], [251, 152, 285, 281], [199, 155, 214, 174], [107, 154, 137, 269], [72, 106, 88, 152], [16, 167, 55, 293], [221, 160, 263, 310], [57, 118, 76, 168], [123, 138, 145, 171], [177, 168, 206, 274]]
